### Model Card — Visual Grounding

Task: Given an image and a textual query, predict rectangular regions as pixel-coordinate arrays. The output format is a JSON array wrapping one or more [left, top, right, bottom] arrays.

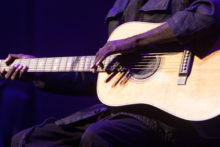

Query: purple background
[[0, 0, 114, 146]]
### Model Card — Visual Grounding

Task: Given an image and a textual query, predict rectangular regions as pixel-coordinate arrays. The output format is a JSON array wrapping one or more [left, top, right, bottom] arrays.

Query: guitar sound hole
[[106, 54, 161, 80], [130, 55, 161, 80]]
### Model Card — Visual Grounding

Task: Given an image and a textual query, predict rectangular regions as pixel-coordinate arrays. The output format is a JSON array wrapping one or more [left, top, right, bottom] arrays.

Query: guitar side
[[97, 22, 220, 121]]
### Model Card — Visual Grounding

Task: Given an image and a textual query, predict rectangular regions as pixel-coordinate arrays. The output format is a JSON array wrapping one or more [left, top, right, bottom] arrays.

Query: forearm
[[133, 22, 178, 49], [93, 22, 180, 68]]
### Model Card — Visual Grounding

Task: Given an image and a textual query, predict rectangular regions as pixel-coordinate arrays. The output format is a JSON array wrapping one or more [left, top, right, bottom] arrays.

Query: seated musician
[[1, 0, 220, 146]]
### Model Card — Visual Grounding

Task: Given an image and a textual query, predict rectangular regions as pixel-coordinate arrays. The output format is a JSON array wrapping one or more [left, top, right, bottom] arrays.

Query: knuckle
[[12, 65, 17, 70], [9, 67, 13, 71], [20, 69, 24, 74], [11, 76, 15, 80], [5, 74, 9, 79], [15, 68, 20, 72]]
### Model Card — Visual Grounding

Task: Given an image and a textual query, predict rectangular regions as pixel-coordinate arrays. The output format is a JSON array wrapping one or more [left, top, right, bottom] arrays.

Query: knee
[[11, 133, 22, 147], [80, 122, 109, 146], [11, 128, 30, 147]]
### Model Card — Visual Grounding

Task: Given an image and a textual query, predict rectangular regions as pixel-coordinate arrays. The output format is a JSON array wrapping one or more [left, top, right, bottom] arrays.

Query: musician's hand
[[92, 37, 137, 72], [0, 54, 35, 80]]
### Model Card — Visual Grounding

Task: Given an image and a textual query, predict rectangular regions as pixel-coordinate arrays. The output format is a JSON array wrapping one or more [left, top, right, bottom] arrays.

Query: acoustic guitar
[[1, 22, 220, 122]]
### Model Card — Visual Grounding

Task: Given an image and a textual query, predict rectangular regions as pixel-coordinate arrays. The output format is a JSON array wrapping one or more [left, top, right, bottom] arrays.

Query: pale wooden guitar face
[[97, 22, 220, 121]]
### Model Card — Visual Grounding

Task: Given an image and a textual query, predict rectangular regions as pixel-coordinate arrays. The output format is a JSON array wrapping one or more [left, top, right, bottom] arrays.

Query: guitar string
[[0, 62, 194, 69], [0, 67, 181, 71], [0, 64, 182, 71], [0, 64, 183, 69], [0, 60, 183, 66], [0, 53, 182, 63], [0, 59, 189, 67], [0, 66, 193, 73], [0, 54, 182, 61], [0, 53, 188, 71]]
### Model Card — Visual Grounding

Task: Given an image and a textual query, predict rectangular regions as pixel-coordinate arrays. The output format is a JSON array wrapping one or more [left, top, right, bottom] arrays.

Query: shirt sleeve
[[167, 0, 220, 44]]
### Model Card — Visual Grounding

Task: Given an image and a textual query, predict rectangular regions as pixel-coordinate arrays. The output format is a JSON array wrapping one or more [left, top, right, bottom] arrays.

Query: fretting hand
[[0, 54, 35, 80], [92, 37, 137, 72]]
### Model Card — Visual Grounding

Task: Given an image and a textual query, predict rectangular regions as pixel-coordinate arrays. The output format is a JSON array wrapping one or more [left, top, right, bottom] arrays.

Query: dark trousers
[[11, 117, 166, 147], [11, 105, 220, 147]]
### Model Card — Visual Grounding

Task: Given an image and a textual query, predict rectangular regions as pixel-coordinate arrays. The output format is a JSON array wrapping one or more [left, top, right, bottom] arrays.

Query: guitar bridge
[[178, 50, 194, 85]]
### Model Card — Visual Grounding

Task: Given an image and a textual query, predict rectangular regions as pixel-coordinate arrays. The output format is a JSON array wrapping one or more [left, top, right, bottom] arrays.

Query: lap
[[13, 109, 219, 147], [11, 117, 162, 147], [12, 122, 83, 147], [80, 118, 163, 147]]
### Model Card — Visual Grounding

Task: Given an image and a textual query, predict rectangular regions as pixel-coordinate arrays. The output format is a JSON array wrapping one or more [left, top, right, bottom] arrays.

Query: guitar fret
[[36, 58, 39, 71], [66, 57, 73, 71], [52, 57, 60, 71], [79, 56, 83, 71], [29, 58, 38, 72], [82, 56, 86, 71], [79, 56, 85, 71], [59, 57, 68, 72], [58, 57, 62, 71], [44, 58, 47, 72], [73, 56, 80, 71], [91, 56, 95, 71], [27, 59, 31, 70], [45, 58, 54, 72], [76, 56, 81, 71], [73, 57, 77, 71], [89, 56, 93, 72], [65, 57, 68, 71], [90, 56, 95, 68], [37, 58, 46, 72], [85, 56, 91, 72]]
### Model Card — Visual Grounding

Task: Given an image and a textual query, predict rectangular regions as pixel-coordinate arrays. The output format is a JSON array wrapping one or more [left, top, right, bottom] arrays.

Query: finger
[[5, 64, 19, 79], [11, 65, 23, 80], [96, 54, 108, 67], [5, 54, 18, 65], [92, 53, 101, 72], [0, 69, 6, 79], [91, 61, 98, 73], [92, 45, 111, 71], [99, 62, 104, 69], [92, 53, 108, 72], [6, 54, 25, 65], [19, 66, 28, 78]]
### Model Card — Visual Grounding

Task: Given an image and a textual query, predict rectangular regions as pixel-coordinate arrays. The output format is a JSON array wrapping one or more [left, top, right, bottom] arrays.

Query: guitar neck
[[0, 55, 114, 73]]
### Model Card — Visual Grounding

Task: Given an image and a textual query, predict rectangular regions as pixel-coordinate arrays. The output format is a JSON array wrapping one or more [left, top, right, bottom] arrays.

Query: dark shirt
[[106, 0, 219, 44]]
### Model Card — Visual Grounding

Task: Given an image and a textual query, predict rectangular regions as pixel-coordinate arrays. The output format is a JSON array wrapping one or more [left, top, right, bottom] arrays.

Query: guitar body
[[97, 22, 220, 121]]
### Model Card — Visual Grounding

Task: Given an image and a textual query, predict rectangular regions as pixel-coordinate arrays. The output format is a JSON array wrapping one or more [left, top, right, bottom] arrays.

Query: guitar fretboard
[[0, 55, 115, 72]]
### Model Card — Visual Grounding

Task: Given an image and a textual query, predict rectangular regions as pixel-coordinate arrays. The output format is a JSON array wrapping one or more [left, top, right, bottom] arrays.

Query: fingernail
[[19, 65, 23, 70], [96, 62, 100, 66], [13, 64, 19, 68]]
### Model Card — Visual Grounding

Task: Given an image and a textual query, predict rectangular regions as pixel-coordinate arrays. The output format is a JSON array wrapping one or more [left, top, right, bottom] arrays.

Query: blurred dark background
[[0, 0, 115, 146]]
